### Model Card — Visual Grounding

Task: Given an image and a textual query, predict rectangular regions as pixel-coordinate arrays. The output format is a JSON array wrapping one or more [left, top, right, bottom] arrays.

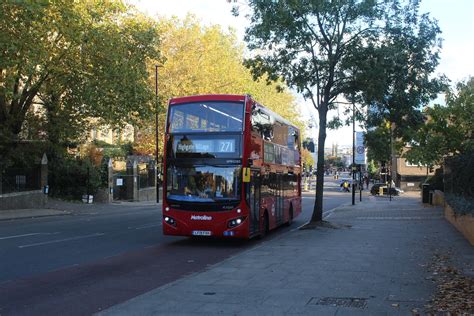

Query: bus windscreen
[[166, 164, 241, 203]]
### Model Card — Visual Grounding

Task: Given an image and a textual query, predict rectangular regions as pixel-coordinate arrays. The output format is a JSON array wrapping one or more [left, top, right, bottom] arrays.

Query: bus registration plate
[[192, 230, 212, 236]]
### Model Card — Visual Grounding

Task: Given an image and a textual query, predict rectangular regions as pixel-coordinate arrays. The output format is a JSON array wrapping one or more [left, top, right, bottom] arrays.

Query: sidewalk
[[97, 192, 474, 316], [0, 199, 161, 221]]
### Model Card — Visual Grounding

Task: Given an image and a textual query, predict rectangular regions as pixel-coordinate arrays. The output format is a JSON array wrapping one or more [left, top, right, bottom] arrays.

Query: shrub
[[444, 150, 474, 215], [426, 167, 444, 191], [49, 157, 102, 200]]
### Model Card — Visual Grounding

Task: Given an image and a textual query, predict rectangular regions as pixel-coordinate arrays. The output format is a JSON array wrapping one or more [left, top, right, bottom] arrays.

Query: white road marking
[[128, 223, 161, 230], [0, 232, 60, 240], [18, 233, 105, 248]]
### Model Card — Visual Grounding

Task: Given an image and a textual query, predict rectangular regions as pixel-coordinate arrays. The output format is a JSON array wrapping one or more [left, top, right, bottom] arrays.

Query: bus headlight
[[228, 216, 246, 228], [164, 216, 177, 227]]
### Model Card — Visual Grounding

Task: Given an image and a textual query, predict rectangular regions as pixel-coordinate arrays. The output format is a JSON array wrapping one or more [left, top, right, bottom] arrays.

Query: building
[[391, 147, 435, 191], [88, 124, 134, 145]]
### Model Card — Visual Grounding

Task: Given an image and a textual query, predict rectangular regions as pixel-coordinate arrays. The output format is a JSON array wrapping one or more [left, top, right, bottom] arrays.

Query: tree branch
[[292, 6, 329, 54], [0, 69, 6, 122], [305, 86, 319, 111], [10, 70, 22, 116], [316, 11, 332, 52]]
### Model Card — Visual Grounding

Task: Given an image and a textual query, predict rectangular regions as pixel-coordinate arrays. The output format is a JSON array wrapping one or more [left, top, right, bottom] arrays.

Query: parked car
[[370, 183, 403, 196]]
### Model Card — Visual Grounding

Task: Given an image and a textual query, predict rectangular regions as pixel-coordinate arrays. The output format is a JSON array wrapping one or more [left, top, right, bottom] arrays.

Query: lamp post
[[155, 65, 160, 204], [389, 121, 392, 202], [352, 99, 356, 206]]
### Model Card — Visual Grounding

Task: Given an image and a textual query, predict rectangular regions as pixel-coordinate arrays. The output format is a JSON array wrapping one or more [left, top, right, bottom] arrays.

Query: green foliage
[[445, 150, 474, 198], [405, 78, 474, 166], [324, 157, 344, 171], [0, 141, 48, 169], [244, 0, 392, 221], [49, 157, 103, 200], [359, 0, 444, 163], [425, 167, 444, 191], [367, 160, 378, 179], [134, 15, 303, 156], [242, 0, 442, 222], [0, 0, 160, 167], [444, 149, 473, 215], [366, 125, 391, 163]]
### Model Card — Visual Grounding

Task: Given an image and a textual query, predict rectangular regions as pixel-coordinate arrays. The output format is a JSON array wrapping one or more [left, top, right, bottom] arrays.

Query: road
[[0, 175, 355, 315]]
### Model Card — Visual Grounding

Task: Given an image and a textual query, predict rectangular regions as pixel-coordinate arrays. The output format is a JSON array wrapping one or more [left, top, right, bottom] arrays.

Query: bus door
[[248, 170, 261, 236], [276, 172, 284, 225]]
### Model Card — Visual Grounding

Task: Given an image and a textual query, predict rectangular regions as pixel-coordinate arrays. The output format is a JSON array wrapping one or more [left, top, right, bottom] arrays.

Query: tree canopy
[[405, 78, 474, 166], [133, 15, 303, 156], [0, 0, 160, 165], [242, 0, 443, 222]]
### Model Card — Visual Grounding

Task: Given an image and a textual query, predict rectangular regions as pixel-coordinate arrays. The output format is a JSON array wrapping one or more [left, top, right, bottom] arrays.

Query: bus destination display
[[175, 138, 236, 153]]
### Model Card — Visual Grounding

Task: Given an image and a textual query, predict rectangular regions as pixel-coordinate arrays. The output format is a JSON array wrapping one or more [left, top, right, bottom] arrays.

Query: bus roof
[[169, 94, 246, 105]]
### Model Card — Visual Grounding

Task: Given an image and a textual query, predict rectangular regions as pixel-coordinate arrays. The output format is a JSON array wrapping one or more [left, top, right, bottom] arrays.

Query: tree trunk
[[311, 105, 328, 222]]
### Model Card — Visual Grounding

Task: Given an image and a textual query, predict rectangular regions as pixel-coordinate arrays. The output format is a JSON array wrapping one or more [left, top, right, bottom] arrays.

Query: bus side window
[[293, 131, 299, 151], [251, 107, 273, 140]]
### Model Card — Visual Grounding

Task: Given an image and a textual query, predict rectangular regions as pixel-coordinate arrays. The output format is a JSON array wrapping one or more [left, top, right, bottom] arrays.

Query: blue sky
[[129, 0, 474, 146]]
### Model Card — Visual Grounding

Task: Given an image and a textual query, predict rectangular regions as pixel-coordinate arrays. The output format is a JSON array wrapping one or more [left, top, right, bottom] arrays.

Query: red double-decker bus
[[162, 94, 302, 239]]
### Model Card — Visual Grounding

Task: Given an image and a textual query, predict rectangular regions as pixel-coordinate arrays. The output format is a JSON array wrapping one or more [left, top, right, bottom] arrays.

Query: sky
[[128, 0, 474, 146]]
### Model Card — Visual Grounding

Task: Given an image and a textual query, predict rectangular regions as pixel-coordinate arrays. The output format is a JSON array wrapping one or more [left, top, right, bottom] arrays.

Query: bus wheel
[[285, 205, 293, 227], [260, 212, 269, 238]]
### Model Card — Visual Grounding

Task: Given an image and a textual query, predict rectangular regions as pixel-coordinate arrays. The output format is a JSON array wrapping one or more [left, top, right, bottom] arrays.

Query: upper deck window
[[169, 101, 244, 133]]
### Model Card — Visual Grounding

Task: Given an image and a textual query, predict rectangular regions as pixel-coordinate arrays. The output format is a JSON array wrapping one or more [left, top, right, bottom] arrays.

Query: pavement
[[90, 191, 473, 316], [2, 191, 473, 315], [0, 199, 160, 221]]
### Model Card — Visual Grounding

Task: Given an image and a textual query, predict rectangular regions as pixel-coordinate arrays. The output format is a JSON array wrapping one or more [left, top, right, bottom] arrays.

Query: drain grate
[[308, 297, 368, 309]]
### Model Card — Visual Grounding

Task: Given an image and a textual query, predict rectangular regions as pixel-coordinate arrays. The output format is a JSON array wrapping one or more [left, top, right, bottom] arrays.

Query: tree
[[0, 0, 160, 166], [301, 148, 315, 171], [241, 0, 443, 223], [405, 78, 474, 166], [242, 0, 397, 222], [133, 15, 304, 156], [358, 1, 444, 165]]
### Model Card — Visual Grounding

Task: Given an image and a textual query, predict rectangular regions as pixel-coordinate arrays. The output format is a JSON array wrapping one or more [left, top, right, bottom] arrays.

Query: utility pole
[[155, 65, 160, 204], [352, 100, 356, 206], [389, 121, 392, 202]]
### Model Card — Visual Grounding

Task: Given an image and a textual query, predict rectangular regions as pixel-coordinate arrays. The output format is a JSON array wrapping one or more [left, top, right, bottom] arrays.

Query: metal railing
[[1, 167, 41, 194]]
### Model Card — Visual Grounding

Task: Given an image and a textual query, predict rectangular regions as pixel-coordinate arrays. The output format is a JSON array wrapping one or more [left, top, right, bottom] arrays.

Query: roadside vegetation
[[0, 0, 301, 199]]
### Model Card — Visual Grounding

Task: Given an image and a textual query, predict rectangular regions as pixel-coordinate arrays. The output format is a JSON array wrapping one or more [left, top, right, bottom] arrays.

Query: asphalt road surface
[[0, 175, 355, 315]]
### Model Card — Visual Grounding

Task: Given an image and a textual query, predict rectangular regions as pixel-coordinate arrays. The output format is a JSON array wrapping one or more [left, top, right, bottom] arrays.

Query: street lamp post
[[389, 122, 392, 202], [155, 65, 160, 204], [352, 100, 356, 206]]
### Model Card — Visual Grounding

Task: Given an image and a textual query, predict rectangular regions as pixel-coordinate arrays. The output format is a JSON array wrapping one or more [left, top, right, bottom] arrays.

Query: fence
[[110, 158, 157, 202], [1, 167, 41, 194], [0, 154, 48, 210], [138, 163, 155, 189], [444, 151, 474, 215]]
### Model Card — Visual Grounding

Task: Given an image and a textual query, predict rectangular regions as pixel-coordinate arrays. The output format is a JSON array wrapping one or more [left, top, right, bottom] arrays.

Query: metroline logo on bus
[[190, 215, 213, 221], [355, 132, 366, 165]]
